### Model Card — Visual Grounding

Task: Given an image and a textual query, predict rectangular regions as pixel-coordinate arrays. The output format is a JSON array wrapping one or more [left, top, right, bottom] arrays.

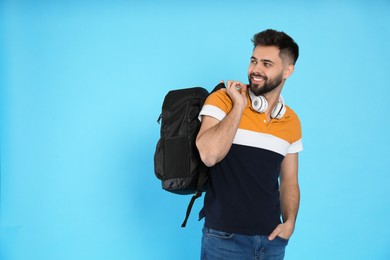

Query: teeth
[[253, 77, 264, 81]]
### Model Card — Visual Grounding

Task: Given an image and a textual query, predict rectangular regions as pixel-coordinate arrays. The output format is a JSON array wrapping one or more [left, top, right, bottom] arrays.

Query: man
[[196, 29, 303, 259]]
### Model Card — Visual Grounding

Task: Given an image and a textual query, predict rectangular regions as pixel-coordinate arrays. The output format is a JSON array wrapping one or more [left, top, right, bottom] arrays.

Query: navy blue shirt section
[[202, 144, 284, 236]]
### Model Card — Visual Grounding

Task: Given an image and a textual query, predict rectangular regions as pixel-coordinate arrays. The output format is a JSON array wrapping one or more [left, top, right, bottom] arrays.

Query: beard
[[248, 72, 284, 96]]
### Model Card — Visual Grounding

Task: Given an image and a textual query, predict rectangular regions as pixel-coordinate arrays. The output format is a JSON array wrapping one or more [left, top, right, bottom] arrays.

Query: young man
[[196, 29, 303, 259]]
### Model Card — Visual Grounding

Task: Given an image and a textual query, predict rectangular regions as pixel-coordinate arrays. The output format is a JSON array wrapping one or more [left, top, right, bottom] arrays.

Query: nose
[[249, 62, 262, 75]]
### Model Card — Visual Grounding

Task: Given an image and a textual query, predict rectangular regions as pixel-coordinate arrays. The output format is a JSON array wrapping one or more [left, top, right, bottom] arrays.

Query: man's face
[[248, 45, 285, 96]]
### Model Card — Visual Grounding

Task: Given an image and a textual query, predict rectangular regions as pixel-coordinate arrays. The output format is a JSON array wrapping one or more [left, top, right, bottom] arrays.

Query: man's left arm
[[268, 152, 300, 240]]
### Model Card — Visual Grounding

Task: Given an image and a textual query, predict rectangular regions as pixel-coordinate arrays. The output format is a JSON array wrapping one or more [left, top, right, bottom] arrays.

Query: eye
[[250, 59, 257, 65], [263, 62, 272, 68]]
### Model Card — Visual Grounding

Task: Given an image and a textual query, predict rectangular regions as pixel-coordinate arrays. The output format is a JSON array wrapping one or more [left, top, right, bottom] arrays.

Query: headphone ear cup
[[271, 96, 286, 119], [252, 95, 268, 113]]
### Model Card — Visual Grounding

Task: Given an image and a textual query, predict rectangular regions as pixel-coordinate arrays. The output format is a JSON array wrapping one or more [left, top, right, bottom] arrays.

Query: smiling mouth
[[251, 74, 267, 83]]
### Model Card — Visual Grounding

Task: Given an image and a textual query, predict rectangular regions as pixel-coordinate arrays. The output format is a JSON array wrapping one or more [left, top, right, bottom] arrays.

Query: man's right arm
[[195, 81, 247, 167]]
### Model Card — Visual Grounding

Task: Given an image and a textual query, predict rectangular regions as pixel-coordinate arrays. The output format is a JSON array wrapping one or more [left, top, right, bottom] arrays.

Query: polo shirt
[[198, 89, 303, 236]]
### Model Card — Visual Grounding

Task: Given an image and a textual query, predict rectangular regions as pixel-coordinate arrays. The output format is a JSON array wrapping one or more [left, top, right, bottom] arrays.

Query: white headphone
[[248, 89, 286, 119]]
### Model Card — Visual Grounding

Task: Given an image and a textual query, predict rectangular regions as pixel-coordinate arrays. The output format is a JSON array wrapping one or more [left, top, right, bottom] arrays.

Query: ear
[[283, 64, 295, 80]]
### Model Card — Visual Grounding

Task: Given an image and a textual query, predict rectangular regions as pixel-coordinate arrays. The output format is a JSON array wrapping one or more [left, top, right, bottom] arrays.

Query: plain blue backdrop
[[1, 0, 390, 259]]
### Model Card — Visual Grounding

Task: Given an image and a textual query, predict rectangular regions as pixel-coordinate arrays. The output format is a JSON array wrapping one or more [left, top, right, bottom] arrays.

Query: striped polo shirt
[[199, 89, 303, 236]]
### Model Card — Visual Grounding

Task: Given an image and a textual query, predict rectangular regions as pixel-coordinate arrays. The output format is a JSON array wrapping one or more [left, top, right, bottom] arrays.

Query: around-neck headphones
[[248, 89, 286, 119]]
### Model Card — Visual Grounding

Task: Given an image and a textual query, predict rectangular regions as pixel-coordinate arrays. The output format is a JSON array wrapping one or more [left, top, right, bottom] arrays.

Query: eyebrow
[[251, 56, 275, 64]]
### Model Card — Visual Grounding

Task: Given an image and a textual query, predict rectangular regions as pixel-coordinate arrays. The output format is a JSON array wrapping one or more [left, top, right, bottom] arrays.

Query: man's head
[[252, 29, 299, 65], [248, 29, 299, 96]]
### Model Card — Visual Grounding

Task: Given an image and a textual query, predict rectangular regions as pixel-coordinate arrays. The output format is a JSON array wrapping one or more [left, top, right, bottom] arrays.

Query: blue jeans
[[201, 227, 288, 260]]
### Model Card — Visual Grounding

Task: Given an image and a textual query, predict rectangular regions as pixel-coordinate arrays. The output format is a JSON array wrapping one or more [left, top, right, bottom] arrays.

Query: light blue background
[[1, 0, 389, 259]]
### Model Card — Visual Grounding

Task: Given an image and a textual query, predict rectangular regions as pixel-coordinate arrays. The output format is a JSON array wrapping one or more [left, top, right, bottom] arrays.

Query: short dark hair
[[252, 29, 299, 65]]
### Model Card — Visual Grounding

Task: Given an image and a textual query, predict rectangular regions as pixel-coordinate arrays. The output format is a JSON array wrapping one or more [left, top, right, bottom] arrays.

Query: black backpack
[[154, 83, 223, 227]]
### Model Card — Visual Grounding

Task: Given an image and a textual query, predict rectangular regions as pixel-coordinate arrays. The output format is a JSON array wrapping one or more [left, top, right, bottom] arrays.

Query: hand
[[268, 222, 295, 241], [225, 80, 247, 109]]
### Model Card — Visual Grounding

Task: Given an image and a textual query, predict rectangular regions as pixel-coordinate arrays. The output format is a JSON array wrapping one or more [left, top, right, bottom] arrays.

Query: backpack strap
[[181, 163, 209, 227], [180, 82, 224, 228], [212, 82, 225, 92]]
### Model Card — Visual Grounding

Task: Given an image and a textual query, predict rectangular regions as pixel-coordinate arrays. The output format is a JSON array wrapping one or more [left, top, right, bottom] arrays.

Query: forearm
[[280, 181, 300, 227], [196, 104, 244, 167], [268, 182, 300, 240]]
